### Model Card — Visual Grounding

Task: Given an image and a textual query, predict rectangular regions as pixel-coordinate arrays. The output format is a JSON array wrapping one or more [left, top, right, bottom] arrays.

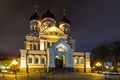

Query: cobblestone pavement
[[0, 73, 119, 80]]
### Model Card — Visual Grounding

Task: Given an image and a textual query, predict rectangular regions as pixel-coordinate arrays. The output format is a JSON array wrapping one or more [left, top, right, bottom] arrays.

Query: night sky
[[0, 0, 120, 57]]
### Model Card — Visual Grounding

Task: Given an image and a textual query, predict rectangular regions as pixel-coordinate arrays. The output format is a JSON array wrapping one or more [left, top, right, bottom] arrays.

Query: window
[[47, 42, 50, 47], [30, 44, 32, 50], [28, 57, 32, 64], [55, 32, 58, 35], [40, 57, 45, 64], [79, 57, 84, 64], [74, 57, 79, 64], [57, 46, 65, 52], [34, 57, 39, 64], [33, 44, 36, 50]]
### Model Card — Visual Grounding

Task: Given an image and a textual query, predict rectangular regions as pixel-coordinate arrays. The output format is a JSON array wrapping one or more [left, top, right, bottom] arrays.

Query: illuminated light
[[20, 60, 26, 67], [62, 55, 66, 65], [55, 55, 60, 59], [74, 57, 79, 64], [40, 40, 44, 50], [110, 67, 114, 69], [96, 62, 101, 67], [6, 66, 10, 69], [86, 64, 91, 68], [105, 66, 109, 69], [12, 60, 18, 65], [26, 44, 30, 50], [57, 46, 65, 52], [1, 66, 5, 69], [92, 66, 95, 69], [50, 26, 56, 31]]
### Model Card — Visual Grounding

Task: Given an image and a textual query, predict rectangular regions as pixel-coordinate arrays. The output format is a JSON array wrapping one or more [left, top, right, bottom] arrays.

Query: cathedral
[[19, 7, 91, 73]]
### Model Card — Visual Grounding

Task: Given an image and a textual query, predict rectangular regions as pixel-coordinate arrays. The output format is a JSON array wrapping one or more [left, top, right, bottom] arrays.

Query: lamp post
[[96, 62, 101, 74], [12, 59, 18, 80]]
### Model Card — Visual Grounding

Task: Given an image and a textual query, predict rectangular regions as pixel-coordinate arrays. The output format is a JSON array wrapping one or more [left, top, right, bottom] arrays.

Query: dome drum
[[41, 17, 56, 25]]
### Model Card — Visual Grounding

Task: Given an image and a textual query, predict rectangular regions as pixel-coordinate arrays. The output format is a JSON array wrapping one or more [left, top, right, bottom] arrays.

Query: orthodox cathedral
[[19, 7, 91, 73]]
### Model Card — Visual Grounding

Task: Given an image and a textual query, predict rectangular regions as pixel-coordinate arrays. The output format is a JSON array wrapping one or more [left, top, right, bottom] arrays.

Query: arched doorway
[[55, 55, 66, 68], [55, 55, 63, 68]]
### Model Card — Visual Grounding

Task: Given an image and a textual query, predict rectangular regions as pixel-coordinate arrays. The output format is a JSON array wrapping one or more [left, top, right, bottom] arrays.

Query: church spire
[[59, 9, 70, 34], [59, 9, 70, 24], [30, 5, 40, 21]]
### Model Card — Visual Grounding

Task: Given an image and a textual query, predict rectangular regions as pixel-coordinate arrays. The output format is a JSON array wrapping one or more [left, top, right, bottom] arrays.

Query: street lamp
[[12, 59, 18, 79], [96, 62, 101, 73]]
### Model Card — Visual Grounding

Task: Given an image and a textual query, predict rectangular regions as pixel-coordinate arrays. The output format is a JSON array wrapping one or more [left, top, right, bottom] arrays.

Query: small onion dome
[[41, 9, 55, 19], [30, 12, 40, 21], [59, 16, 70, 25]]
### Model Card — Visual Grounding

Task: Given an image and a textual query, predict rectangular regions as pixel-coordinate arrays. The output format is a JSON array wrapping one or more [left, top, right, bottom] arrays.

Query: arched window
[[47, 42, 50, 47], [28, 55, 34, 64], [33, 44, 36, 50], [28, 57, 32, 64], [40, 57, 45, 64], [34, 57, 39, 64], [74, 57, 79, 64], [56, 46, 65, 52], [79, 57, 84, 64]]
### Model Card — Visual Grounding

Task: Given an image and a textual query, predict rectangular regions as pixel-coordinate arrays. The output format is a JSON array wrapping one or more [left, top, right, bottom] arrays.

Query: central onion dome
[[41, 9, 55, 19], [30, 12, 40, 21], [59, 16, 70, 25]]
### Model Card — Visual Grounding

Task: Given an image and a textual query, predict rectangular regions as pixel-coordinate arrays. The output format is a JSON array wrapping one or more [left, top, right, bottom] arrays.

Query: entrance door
[[55, 55, 63, 68]]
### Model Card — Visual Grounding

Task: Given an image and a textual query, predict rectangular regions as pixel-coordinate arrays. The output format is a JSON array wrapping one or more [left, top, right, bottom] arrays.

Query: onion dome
[[41, 9, 55, 19], [59, 16, 70, 24], [30, 12, 40, 21], [30, 5, 40, 21]]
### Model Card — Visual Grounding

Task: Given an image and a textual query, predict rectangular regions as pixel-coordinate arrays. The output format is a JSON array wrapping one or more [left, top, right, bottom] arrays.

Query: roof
[[59, 16, 70, 24], [30, 12, 40, 21], [41, 9, 55, 19]]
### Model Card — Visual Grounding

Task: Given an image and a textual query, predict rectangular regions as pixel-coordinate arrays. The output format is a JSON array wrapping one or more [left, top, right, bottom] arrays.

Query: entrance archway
[[55, 55, 63, 68], [55, 55, 66, 68]]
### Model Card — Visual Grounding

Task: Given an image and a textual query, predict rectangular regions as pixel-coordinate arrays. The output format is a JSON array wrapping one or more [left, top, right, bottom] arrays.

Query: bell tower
[[59, 9, 70, 34], [29, 5, 41, 36]]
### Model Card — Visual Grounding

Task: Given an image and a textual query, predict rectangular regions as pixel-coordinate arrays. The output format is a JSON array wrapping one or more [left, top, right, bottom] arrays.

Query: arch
[[34, 55, 40, 64], [74, 57, 79, 64], [40, 55, 46, 64], [49, 39, 73, 68], [79, 57, 84, 64], [52, 39, 72, 53], [27, 55, 34, 64]]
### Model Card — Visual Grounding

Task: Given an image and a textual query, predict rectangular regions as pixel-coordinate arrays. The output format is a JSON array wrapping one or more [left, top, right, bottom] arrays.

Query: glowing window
[[57, 46, 65, 52], [79, 57, 84, 64], [40, 40, 44, 50], [74, 57, 79, 64]]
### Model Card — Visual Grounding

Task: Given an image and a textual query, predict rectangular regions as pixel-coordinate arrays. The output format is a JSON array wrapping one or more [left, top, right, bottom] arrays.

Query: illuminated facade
[[20, 8, 91, 73]]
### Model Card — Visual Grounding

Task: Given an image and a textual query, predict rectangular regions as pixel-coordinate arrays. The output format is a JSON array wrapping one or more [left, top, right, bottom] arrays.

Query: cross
[[63, 9, 66, 16], [34, 5, 38, 12]]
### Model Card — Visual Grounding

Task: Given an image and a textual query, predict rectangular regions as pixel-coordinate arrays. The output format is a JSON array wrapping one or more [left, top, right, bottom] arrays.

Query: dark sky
[[0, 0, 120, 56]]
